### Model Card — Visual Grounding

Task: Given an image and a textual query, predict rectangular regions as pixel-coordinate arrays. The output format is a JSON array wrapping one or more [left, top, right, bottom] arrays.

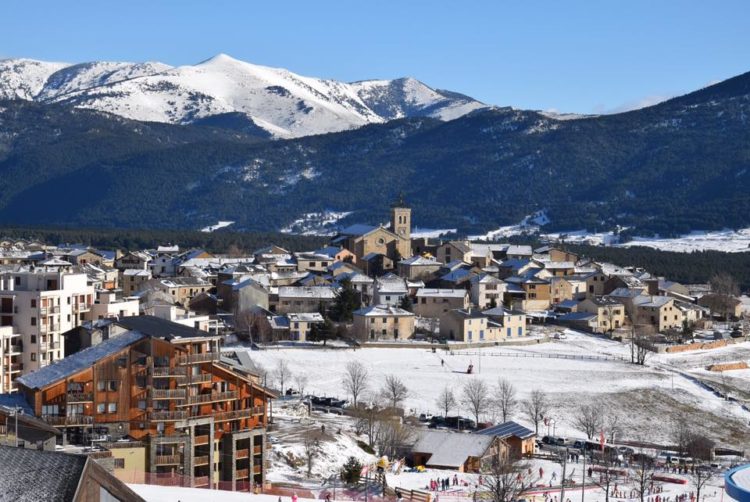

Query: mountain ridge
[[0, 54, 487, 138]]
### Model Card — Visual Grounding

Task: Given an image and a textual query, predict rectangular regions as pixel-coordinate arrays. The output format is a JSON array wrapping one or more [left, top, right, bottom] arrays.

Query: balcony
[[67, 392, 93, 403], [152, 366, 187, 378], [184, 391, 238, 406], [155, 454, 182, 465], [8, 363, 23, 373], [39, 306, 61, 315], [150, 410, 188, 421], [151, 389, 186, 400], [73, 303, 90, 312], [8, 343, 22, 354], [253, 465, 262, 475], [42, 415, 94, 427], [193, 476, 209, 487], [176, 352, 219, 365], [39, 324, 59, 334], [178, 373, 212, 385], [212, 407, 262, 422], [253, 445, 262, 455], [194, 435, 209, 446], [193, 455, 210, 466], [236, 468, 249, 479], [236, 448, 249, 459]]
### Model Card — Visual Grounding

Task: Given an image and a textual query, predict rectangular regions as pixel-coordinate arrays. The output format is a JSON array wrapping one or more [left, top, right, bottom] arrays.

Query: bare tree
[[352, 403, 380, 447], [631, 452, 656, 502], [373, 418, 414, 459], [295, 373, 309, 397], [342, 361, 369, 409], [483, 454, 531, 502], [436, 386, 456, 418], [523, 389, 549, 435], [494, 378, 517, 423], [380, 374, 409, 410], [235, 309, 272, 343], [590, 453, 620, 502], [302, 431, 321, 478], [574, 404, 603, 440], [254, 363, 269, 388], [689, 463, 715, 502], [706, 273, 740, 320], [671, 415, 692, 457], [629, 327, 650, 365], [462, 379, 490, 425], [604, 413, 621, 443], [274, 359, 292, 394]]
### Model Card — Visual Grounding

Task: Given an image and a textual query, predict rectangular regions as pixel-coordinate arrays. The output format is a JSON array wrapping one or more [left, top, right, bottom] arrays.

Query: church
[[330, 199, 412, 266]]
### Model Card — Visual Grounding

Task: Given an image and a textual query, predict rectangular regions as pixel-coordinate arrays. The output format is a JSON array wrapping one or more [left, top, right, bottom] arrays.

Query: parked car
[[617, 446, 635, 456], [554, 332, 568, 340]]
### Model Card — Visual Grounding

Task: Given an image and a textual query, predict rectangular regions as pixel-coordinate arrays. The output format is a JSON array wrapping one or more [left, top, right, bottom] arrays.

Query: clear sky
[[2, 0, 749, 113]]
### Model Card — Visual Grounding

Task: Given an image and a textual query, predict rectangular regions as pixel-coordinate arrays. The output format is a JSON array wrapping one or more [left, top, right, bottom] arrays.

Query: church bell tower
[[390, 193, 411, 241]]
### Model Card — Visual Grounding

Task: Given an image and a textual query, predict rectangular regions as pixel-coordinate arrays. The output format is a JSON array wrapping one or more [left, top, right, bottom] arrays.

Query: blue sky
[[3, 0, 749, 113]]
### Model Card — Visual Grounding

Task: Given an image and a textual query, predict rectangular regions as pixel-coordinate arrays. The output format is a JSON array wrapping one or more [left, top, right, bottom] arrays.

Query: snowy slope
[[0, 54, 487, 138], [0, 58, 69, 99]]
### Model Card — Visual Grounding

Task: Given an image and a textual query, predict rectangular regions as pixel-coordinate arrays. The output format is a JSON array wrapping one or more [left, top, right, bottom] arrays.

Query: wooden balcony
[[176, 352, 219, 365], [194, 435, 209, 446], [212, 407, 262, 422], [193, 455, 210, 466], [42, 415, 94, 427], [152, 366, 187, 378], [193, 476, 209, 487], [178, 373, 212, 385], [184, 391, 238, 405], [236, 448, 249, 459], [151, 389, 186, 400], [67, 392, 94, 403], [253, 445, 262, 455], [155, 454, 182, 465], [150, 410, 188, 421], [236, 468, 249, 479], [253, 465, 262, 475]]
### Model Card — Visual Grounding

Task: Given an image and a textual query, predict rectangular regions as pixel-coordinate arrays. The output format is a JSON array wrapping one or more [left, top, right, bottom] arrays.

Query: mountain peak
[[198, 53, 243, 66]]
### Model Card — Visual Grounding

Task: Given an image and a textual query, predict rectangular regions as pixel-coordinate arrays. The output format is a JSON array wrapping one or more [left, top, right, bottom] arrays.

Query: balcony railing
[[236, 448, 249, 459], [155, 454, 182, 465], [179, 373, 212, 385], [8, 343, 22, 354], [150, 410, 188, 421], [73, 303, 90, 311], [193, 476, 209, 487], [194, 435, 209, 446], [152, 366, 187, 377], [176, 352, 219, 365], [151, 389, 186, 400], [39, 324, 59, 334], [236, 468, 249, 479], [9, 363, 23, 372], [212, 407, 263, 422], [67, 392, 93, 403], [42, 415, 94, 426], [184, 391, 238, 405], [253, 445, 262, 455], [40, 306, 61, 315], [193, 455, 210, 466]]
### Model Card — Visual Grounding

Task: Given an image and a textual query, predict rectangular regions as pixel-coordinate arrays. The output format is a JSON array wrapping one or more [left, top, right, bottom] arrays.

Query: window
[[97, 381, 105, 391], [31, 353, 36, 361], [138, 400, 147, 410], [507, 327, 511, 337], [109, 381, 118, 391], [30, 335, 36, 344], [97, 403, 105, 413], [31, 299, 36, 308], [113, 458, 125, 469], [517, 327, 523, 336], [108, 403, 117, 413], [42, 404, 59, 415], [31, 317, 36, 326]]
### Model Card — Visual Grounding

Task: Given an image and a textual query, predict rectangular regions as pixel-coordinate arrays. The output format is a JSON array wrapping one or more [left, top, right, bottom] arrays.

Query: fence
[[451, 350, 626, 362]]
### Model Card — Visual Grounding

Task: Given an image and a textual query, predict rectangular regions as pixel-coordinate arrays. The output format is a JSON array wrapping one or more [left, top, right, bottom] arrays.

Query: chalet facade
[[14, 316, 273, 492]]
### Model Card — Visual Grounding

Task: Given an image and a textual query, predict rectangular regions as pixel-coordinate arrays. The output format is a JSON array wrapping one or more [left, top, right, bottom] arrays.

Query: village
[[0, 200, 748, 502]]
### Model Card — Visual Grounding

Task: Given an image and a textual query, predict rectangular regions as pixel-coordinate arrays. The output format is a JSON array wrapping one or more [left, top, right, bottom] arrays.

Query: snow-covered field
[[541, 227, 750, 253], [235, 331, 750, 447], [469, 211, 549, 241], [200, 220, 235, 232]]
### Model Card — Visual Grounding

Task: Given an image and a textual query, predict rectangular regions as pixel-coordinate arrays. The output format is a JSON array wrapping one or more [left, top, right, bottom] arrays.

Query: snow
[[411, 228, 457, 239], [235, 330, 750, 448], [469, 211, 549, 241], [130, 484, 317, 502], [541, 227, 750, 253], [280, 211, 353, 236], [0, 55, 487, 139], [619, 228, 750, 253], [200, 220, 235, 233]]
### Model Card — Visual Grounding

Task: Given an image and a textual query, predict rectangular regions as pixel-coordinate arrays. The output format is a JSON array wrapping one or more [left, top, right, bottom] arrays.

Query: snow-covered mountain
[[0, 54, 487, 138]]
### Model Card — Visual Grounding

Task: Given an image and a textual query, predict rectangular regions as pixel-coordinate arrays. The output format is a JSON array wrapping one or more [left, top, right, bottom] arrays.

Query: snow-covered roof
[[415, 288, 467, 299], [17, 331, 146, 390], [412, 431, 494, 468], [288, 313, 324, 323], [634, 296, 673, 308], [278, 286, 336, 299], [475, 421, 535, 439], [354, 305, 414, 317], [399, 255, 441, 266]]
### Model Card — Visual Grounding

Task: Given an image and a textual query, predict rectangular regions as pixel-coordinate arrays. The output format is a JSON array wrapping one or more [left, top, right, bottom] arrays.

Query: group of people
[[427, 474, 463, 491]]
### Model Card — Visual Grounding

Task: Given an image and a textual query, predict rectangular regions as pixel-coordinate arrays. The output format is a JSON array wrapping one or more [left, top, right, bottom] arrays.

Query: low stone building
[[352, 305, 415, 342]]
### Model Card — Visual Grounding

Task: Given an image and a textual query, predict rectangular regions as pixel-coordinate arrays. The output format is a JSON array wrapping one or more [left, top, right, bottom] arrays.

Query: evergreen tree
[[340, 456, 363, 484], [330, 279, 361, 322], [399, 294, 413, 312]]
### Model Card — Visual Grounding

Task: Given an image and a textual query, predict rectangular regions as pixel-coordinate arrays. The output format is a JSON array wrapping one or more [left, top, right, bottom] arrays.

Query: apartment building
[[85, 290, 140, 322], [0, 326, 23, 393], [15, 316, 273, 492], [0, 262, 94, 375]]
